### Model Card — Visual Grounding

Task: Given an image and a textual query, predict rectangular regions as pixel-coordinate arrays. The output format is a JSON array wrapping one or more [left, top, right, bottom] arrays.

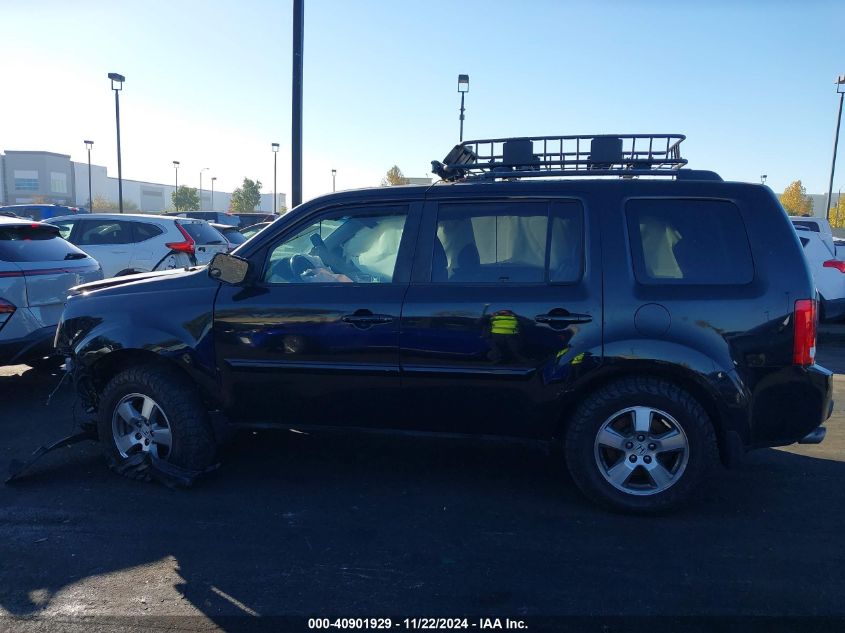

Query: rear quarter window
[[0, 225, 88, 262], [178, 221, 226, 244], [626, 198, 754, 285]]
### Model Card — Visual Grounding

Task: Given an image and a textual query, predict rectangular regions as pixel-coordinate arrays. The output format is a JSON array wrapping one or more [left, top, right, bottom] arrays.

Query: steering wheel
[[290, 254, 317, 278], [309, 233, 362, 278]]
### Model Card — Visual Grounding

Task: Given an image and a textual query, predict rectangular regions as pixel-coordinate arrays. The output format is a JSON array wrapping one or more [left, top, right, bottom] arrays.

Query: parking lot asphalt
[[1, 345, 844, 631]]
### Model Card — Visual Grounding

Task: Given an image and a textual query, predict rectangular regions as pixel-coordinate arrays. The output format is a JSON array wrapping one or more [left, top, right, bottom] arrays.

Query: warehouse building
[[0, 150, 285, 213]]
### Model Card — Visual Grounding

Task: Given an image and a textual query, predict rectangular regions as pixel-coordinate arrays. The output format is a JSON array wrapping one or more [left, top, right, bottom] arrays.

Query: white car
[[48, 213, 229, 278], [793, 223, 845, 322]]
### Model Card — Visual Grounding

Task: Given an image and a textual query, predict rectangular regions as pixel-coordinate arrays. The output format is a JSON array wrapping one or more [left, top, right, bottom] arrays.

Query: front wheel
[[565, 377, 719, 514], [97, 363, 216, 479]]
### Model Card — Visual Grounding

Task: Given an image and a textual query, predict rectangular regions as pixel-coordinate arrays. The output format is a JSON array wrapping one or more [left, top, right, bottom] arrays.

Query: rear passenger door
[[399, 195, 603, 438]]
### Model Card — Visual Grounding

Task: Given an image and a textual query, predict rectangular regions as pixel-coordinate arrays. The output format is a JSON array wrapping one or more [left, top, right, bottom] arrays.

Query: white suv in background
[[792, 217, 845, 322], [48, 214, 229, 278]]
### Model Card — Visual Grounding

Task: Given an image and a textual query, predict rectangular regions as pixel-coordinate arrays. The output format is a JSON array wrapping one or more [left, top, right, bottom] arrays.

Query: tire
[[565, 377, 719, 514], [97, 363, 216, 480]]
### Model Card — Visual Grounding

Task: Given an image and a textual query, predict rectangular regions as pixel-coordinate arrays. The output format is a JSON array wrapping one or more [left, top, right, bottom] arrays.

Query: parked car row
[[0, 211, 273, 367]]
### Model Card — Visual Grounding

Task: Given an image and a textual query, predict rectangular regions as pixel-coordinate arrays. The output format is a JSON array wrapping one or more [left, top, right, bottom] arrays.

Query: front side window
[[626, 198, 754, 285], [264, 208, 407, 284], [432, 200, 583, 283], [76, 220, 134, 245]]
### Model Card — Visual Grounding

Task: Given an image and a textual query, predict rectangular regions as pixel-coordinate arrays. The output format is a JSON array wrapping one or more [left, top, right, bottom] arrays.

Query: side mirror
[[208, 252, 250, 285]]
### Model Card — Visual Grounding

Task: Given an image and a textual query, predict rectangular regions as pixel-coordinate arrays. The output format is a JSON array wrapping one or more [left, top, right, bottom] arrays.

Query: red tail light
[[793, 299, 817, 366], [166, 223, 196, 256], [823, 260, 845, 273]]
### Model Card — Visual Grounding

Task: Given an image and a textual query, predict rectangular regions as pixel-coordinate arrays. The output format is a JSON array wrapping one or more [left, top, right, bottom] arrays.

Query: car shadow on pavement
[[2, 361, 845, 621]]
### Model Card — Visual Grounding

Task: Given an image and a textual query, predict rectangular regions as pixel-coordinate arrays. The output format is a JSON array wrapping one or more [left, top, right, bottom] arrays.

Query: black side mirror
[[208, 252, 250, 285]]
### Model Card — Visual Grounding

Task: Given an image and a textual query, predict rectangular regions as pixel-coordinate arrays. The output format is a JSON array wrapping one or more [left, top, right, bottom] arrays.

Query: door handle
[[342, 310, 394, 328], [535, 309, 592, 327]]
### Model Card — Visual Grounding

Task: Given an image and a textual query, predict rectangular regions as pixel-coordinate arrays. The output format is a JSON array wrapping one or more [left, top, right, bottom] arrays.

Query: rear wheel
[[565, 377, 719, 513], [97, 363, 215, 479]]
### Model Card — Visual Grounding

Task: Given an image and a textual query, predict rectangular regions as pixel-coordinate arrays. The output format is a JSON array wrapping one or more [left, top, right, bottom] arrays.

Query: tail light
[[823, 260, 845, 273], [0, 298, 16, 331], [166, 223, 196, 256], [793, 299, 817, 366]]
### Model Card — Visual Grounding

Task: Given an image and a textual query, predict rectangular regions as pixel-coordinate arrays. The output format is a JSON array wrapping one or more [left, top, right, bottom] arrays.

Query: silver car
[[0, 216, 102, 369]]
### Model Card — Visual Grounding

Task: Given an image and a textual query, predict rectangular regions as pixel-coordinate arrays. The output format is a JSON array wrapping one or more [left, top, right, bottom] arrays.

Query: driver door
[[214, 202, 419, 427]]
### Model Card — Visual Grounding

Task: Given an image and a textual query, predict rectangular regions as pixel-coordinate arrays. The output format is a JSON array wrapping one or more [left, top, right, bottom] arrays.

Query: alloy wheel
[[111, 393, 173, 460], [593, 406, 689, 496]]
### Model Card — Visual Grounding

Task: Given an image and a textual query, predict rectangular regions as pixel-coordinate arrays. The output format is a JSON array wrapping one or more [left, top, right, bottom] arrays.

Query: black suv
[[56, 134, 832, 513]]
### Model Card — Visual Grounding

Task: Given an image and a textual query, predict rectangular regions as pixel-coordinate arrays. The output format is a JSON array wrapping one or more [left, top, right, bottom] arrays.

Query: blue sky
[[2, 0, 843, 204]]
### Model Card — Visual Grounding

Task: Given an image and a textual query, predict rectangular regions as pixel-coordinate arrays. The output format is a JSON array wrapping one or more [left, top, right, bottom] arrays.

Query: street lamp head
[[332, 169, 337, 176], [173, 160, 180, 167], [271, 142, 280, 152], [211, 176, 217, 181], [837, 75, 845, 94], [458, 74, 469, 93], [84, 140, 94, 150], [108, 72, 125, 91]]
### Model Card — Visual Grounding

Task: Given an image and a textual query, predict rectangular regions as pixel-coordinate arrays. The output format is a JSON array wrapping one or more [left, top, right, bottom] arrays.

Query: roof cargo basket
[[431, 134, 719, 182]]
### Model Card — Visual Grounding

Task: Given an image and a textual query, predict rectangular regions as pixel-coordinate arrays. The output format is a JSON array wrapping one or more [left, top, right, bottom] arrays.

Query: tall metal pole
[[826, 77, 845, 221], [459, 92, 466, 142], [274, 150, 278, 214], [332, 169, 336, 192], [114, 89, 123, 213], [211, 177, 216, 210], [85, 141, 93, 211], [199, 171, 203, 211], [291, 0, 304, 208]]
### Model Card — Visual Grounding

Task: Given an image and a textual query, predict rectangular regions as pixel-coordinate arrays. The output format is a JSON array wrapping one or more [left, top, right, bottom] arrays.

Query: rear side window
[[626, 199, 753, 285], [134, 222, 163, 242], [178, 221, 226, 244], [77, 220, 135, 245], [433, 200, 583, 283], [0, 225, 87, 262], [224, 228, 247, 245]]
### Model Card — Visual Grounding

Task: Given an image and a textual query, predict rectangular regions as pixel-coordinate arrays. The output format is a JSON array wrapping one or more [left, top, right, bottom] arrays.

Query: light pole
[[291, 0, 304, 207], [108, 72, 125, 213], [199, 167, 209, 210], [458, 74, 469, 142], [172, 161, 180, 210], [826, 75, 845, 221], [332, 168, 336, 192], [272, 142, 279, 214], [84, 140, 94, 211], [760, 174, 767, 184], [211, 177, 217, 210]]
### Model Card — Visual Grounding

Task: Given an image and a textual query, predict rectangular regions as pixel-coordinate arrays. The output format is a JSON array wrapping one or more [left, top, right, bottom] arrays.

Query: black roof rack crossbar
[[432, 134, 698, 182]]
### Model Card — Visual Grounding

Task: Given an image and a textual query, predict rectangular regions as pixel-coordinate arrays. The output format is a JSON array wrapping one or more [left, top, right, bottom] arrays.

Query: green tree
[[91, 195, 138, 212], [230, 178, 263, 212], [381, 165, 408, 186], [171, 186, 199, 212], [779, 180, 814, 216]]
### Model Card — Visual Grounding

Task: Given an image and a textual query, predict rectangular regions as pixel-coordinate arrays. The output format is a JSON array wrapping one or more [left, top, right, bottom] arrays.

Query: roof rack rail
[[431, 134, 713, 182]]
